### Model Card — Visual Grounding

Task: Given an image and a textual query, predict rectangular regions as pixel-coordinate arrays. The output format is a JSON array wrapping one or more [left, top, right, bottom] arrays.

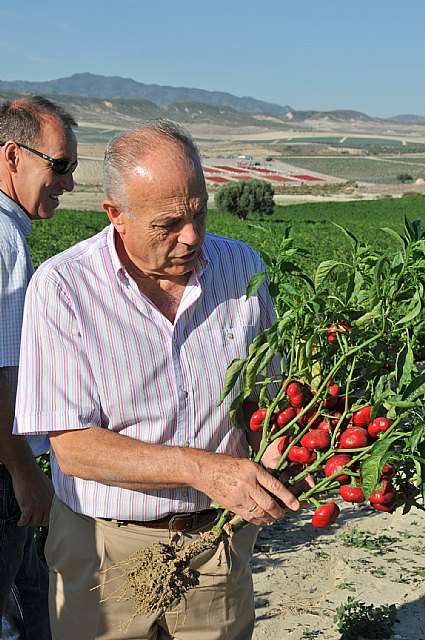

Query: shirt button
[[182, 440, 190, 447], [227, 331, 234, 340], [181, 388, 188, 398]]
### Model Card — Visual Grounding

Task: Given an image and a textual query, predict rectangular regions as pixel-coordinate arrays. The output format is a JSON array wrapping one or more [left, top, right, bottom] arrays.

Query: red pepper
[[288, 446, 313, 465], [249, 408, 267, 432], [370, 495, 397, 512], [301, 430, 331, 451], [368, 417, 392, 438], [339, 427, 369, 449], [352, 406, 372, 427], [276, 406, 297, 427], [326, 323, 351, 343], [381, 463, 396, 480], [339, 484, 365, 503], [369, 480, 396, 505], [312, 502, 340, 528], [324, 454, 352, 483]]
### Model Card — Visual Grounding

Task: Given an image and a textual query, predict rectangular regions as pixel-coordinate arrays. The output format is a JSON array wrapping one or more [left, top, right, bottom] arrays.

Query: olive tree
[[214, 179, 274, 219]]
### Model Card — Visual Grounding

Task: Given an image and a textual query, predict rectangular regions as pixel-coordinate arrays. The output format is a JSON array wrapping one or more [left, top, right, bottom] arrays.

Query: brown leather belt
[[101, 508, 220, 532]]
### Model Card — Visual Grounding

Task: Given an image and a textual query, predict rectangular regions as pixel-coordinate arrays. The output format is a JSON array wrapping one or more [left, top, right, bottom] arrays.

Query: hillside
[[0, 72, 292, 117], [3, 73, 425, 139]]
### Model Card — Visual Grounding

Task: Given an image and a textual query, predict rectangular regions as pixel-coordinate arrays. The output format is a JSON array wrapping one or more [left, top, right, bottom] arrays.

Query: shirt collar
[[0, 190, 32, 237], [107, 224, 210, 283]]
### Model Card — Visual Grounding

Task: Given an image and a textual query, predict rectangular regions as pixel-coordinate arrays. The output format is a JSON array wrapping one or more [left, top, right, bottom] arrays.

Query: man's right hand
[[192, 453, 301, 526]]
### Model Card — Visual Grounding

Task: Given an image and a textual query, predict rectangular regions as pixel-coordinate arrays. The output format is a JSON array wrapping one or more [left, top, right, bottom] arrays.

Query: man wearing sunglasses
[[0, 95, 77, 640]]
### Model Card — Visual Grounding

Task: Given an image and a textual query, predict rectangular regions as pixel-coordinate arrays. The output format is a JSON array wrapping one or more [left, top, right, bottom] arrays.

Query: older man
[[15, 119, 301, 640], [0, 96, 77, 639]]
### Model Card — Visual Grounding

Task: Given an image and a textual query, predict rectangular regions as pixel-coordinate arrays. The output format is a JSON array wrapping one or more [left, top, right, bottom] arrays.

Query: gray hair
[[0, 95, 77, 146], [103, 119, 202, 207]]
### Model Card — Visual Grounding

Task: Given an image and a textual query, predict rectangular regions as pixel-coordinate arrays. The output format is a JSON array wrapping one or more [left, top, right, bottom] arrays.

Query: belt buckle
[[168, 513, 194, 532]]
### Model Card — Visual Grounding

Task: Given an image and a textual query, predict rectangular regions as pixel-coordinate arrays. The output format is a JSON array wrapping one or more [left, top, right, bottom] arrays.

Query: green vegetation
[[278, 156, 425, 183], [29, 196, 425, 270], [28, 210, 108, 267], [214, 178, 274, 219], [334, 597, 397, 639], [397, 172, 414, 183], [207, 196, 425, 270]]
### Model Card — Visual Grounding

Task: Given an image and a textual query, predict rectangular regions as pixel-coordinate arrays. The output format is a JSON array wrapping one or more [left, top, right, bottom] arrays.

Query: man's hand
[[192, 453, 302, 525], [11, 460, 54, 526], [0, 368, 54, 526]]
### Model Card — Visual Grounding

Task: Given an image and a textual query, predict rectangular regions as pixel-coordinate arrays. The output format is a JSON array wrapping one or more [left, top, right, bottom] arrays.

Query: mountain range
[[0, 72, 293, 117], [0, 72, 424, 127]]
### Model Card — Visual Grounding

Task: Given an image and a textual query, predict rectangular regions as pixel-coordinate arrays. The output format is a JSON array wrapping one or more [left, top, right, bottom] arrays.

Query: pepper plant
[[221, 217, 425, 527]]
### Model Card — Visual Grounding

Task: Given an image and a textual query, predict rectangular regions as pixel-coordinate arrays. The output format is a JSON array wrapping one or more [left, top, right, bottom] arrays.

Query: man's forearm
[[49, 424, 302, 524], [50, 425, 222, 490]]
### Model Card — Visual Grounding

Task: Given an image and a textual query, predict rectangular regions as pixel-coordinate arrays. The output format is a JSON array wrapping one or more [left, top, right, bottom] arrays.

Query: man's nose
[[61, 171, 75, 192], [179, 221, 199, 246]]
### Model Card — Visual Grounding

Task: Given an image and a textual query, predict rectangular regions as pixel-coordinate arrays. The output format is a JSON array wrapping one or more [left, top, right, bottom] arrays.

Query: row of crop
[[28, 196, 425, 274]]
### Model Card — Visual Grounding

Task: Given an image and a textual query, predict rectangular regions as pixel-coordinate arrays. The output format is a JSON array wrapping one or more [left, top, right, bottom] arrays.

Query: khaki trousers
[[45, 497, 258, 640]]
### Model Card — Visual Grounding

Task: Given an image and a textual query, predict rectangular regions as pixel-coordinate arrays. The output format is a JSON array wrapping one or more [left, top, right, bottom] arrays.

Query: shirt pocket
[[209, 324, 256, 404]]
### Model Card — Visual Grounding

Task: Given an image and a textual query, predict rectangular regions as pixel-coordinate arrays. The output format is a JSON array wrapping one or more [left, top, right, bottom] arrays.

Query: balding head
[[103, 119, 204, 211]]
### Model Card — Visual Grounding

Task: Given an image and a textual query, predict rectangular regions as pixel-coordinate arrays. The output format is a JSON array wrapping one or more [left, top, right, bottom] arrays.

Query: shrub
[[397, 172, 414, 183], [214, 179, 274, 219]]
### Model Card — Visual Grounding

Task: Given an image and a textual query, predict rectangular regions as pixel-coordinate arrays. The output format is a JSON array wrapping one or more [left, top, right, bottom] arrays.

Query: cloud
[[25, 54, 53, 64], [0, 10, 25, 19], [0, 41, 18, 52]]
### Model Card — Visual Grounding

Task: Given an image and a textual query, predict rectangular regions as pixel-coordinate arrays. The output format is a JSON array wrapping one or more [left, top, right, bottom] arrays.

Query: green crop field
[[28, 196, 425, 273], [279, 156, 425, 183]]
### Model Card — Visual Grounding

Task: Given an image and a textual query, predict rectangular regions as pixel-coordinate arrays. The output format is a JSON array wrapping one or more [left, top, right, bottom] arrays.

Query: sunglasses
[[0, 141, 78, 175]]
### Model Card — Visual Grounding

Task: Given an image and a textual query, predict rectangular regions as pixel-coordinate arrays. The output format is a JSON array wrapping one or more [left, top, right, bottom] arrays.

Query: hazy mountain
[[0, 72, 293, 117], [390, 114, 425, 125], [2, 73, 425, 133]]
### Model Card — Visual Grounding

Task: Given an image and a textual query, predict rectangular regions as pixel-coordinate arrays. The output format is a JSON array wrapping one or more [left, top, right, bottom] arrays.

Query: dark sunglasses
[[0, 141, 78, 175]]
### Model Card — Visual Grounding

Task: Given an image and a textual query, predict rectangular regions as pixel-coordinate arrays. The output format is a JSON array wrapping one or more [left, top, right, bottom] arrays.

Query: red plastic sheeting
[[248, 167, 276, 174], [268, 175, 296, 182], [214, 165, 250, 173], [205, 176, 232, 183]]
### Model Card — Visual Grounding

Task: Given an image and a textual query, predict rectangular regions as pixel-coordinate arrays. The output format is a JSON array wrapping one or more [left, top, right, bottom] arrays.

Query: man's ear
[[2, 141, 19, 173], [102, 200, 126, 233]]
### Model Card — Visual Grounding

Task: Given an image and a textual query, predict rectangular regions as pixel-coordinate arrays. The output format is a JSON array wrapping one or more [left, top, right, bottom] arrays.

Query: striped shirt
[[0, 191, 48, 456], [14, 225, 277, 519]]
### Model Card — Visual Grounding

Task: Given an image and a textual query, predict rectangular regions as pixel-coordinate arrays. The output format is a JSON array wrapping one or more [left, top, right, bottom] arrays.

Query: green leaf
[[402, 370, 425, 402], [314, 260, 348, 289], [395, 342, 414, 388], [354, 301, 382, 326], [331, 222, 358, 248], [361, 437, 396, 499], [244, 343, 269, 394], [246, 271, 267, 300], [229, 402, 246, 428], [221, 358, 247, 400], [409, 421, 425, 454], [404, 217, 422, 243], [396, 290, 422, 325], [380, 227, 407, 248], [248, 332, 267, 356], [257, 249, 272, 267]]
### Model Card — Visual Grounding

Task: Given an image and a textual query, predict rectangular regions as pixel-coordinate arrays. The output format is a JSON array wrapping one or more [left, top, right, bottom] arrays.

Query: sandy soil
[[252, 501, 425, 640]]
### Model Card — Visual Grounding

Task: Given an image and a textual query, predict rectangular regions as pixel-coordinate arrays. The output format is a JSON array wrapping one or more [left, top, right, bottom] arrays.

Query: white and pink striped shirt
[[14, 225, 277, 519]]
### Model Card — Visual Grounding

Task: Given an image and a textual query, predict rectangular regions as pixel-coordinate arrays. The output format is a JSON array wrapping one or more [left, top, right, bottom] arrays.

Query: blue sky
[[1, 0, 424, 118]]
